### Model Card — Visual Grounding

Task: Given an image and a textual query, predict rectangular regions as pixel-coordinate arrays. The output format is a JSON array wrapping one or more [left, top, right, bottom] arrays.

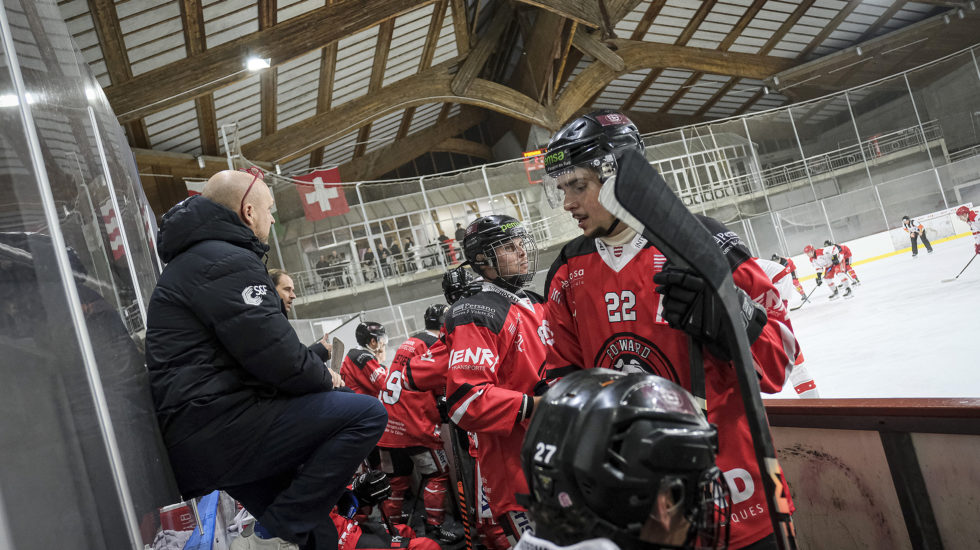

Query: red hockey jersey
[[403, 336, 451, 395], [444, 282, 549, 517], [341, 347, 387, 397], [544, 230, 796, 549], [382, 332, 444, 448]]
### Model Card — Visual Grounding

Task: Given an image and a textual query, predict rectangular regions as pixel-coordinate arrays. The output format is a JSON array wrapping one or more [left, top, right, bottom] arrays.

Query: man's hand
[[653, 266, 768, 361], [815, 273, 822, 286], [319, 331, 330, 348], [352, 470, 391, 506], [330, 370, 344, 389]]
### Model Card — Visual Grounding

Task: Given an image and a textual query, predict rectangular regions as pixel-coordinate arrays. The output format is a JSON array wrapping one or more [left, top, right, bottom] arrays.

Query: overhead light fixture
[[196, 155, 206, 169], [957, 8, 964, 18], [85, 86, 98, 101], [943, 14, 950, 24], [763, 86, 770, 95], [856, 46, 863, 56], [275, 164, 281, 175], [773, 75, 780, 86], [0, 94, 17, 107], [970, 1, 976, 11], [245, 57, 271, 71]]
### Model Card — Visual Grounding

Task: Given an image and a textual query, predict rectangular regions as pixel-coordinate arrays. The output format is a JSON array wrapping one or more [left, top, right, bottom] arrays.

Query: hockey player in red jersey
[[443, 215, 548, 544], [823, 240, 860, 284], [379, 304, 461, 545], [341, 322, 389, 397], [541, 110, 796, 550], [804, 244, 853, 300], [956, 205, 980, 256], [755, 258, 819, 399], [770, 254, 806, 301]]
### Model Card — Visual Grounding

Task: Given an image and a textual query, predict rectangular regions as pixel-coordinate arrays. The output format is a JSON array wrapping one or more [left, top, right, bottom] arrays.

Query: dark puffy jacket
[[146, 195, 333, 495]]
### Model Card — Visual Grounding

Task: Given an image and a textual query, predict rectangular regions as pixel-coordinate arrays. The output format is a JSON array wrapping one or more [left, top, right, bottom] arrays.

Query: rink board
[[766, 398, 980, 550]]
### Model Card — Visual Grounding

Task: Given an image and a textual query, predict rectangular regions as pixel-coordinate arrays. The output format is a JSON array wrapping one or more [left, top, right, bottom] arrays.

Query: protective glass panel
[[0, 1, 178, 549], [774, 202, 831, 256], [821, 187, 888, 243], [792, 94, 871, 196], [743, 108, 817, 210], [746, 213, 785, 259], [905, 49, 980, 166]]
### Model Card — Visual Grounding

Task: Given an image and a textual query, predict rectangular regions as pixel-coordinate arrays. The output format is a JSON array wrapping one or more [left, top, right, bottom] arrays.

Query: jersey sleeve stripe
[[450, 388, 485, 425]]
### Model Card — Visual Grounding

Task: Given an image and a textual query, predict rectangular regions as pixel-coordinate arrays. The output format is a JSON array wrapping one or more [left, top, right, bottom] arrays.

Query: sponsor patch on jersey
[[450, 347, 498, 371], [593, 333, 679, 382], [241, 285, 269, 306]]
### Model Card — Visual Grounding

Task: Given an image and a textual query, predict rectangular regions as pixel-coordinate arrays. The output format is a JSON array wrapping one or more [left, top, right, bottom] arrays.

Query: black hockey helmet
[[423, 303, 448, 330], [770, 254, 779, 262], [823, 240, 833, 247], [442, 263, 483, 305], [542, 110, 645, 208], [522, 369, 729, 550], [355, 321, 387, 347], [462, 215, 537, 292]]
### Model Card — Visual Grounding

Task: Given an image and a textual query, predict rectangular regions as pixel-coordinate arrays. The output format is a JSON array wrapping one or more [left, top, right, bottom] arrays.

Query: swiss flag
[[185, 179, 206, 196], [295, 167, 349, 221], [100, 201, 125, 260]]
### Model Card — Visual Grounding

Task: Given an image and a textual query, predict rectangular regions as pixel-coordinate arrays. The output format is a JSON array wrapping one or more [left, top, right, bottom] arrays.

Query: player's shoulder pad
[[524, 289, 546, 305], [347, 347, 375, 369], [445, 291, 508, 334], [415, 331, 439, 348], [545, 236, 596, 292], [695, 214, 752, 272]]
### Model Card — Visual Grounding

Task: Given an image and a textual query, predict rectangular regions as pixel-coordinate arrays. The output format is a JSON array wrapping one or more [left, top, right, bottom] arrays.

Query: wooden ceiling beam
[[760, 0, 817, 56], [571, 30, 625, 72], [855, 1, 908, 44], [308, 40, 339, 168], [693, 77, 736, 118], [132, 149, 272, 178], [449, 0, 471, 54], [258, 0, 278, 137], [629, 0, 667, 41], [797, 0, 863, 60], [641, 0, 712, 114], [733, 88, 765, 116], [514, 0, 602, 28], [339, 108, 487, 181], [432, 137, 492, 159], [555, 40, 796, 123], [656, 0, 762, 115], [420, 0, 449, 71], [88, 0, 151, 148], [242, 61, 556, 163], [179, 0, 219, 155], [105, 0, 437, 123], [353, 19, 396, 159], [451, 2, 514, 96]]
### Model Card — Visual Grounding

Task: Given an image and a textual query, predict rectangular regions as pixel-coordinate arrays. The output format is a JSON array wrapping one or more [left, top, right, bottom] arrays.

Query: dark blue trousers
[[222, 391, 386, 550]]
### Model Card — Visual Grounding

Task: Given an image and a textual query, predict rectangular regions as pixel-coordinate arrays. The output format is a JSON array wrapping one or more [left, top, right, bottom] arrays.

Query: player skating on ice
[[804, 244, 852, 300], [443, 215, 550, 545], [956, 205, 980, 257], [516, 369, 730, 550], [541, 110, 796, 550], [755, 259, 819, 399], [822, 240, 859, 284], [770, 254, 807, 301]]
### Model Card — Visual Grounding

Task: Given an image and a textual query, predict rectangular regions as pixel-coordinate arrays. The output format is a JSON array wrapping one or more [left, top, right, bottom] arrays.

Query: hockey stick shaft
[[448, 425, 476, 550], [601, 149, 797, 549], [953, 253, 977, 279], [791, 284, 820, 311]]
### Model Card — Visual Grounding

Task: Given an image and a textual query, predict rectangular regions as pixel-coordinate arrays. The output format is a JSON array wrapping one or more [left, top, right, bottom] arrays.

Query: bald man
[[146, 169, 387, 550]]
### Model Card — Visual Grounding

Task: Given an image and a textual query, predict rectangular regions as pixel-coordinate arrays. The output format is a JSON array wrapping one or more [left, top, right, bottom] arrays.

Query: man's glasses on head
[[238, 166, 265, 220]]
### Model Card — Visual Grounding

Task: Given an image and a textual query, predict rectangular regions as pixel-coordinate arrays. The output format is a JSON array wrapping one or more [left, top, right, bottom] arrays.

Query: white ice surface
[[768, 235, 980, 399]]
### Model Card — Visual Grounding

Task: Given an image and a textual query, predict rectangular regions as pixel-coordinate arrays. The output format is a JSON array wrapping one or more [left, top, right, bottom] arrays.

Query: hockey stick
[[377, 506, 404, 545], [447, 425, 477, 550], [599, 149, 797, 550], [942, 253, 977, 283], [790, 285, 819, 311], [330, 337, 345, 374]]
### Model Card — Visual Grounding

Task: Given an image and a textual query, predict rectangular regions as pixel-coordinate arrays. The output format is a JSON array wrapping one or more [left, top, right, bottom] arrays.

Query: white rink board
[[770, 235, 980, 399]]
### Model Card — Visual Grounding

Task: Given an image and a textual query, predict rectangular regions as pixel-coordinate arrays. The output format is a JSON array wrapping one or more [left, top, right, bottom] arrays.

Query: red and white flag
[[100, 201, 125, 260], [294, 167, 349, 221], [185, 180, 206, 196]]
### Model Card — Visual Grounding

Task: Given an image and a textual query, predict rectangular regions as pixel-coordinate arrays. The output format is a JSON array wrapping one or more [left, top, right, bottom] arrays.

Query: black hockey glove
[[352, 470, 391, 506], [815, 272, 822, 286], [436, 396, 450, 424], [653, 267, 768, 361]]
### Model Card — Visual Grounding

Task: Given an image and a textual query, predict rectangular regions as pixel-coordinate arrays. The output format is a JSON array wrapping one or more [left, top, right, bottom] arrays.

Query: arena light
[[0, 94, 16, 107], [245, 57, 271, 71]]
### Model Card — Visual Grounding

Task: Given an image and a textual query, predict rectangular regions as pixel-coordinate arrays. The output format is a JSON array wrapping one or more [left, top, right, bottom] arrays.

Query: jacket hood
[[156, 195, 269, 262]]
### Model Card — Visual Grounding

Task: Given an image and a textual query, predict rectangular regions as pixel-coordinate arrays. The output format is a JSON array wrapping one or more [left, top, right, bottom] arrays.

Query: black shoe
[[843, 287, 853, 298], [828, 288, 839, 300], [426, 523, 463, 545]]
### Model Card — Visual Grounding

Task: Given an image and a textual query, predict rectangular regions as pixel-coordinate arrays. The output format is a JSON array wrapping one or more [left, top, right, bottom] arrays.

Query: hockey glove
[[352, 470, 391, 506], [975, 243, 980, 255], [653, 267, 768, 361], [814, 273, 822, 286]]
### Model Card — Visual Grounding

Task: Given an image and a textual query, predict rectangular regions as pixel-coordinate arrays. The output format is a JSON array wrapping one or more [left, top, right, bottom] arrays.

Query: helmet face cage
[[442, 264, 482, 304], [687, 467, 731, 550], [482, 230, 538, 291]]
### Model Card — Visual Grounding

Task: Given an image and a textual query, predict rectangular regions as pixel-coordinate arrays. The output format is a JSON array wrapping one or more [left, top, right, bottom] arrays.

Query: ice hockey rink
[[768, 235, 980, 399]]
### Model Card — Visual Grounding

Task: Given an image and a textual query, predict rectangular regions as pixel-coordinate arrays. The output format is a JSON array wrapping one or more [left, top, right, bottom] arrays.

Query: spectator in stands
[[377, 241, 393, 277], [454, 223, 466, 246], [146, 169, 386, 550], [436, 232, 452, 264], [362, 246, 376, 281], [389, 240, 403, 274], [315, 254, 331, 291], [404, 238, 417, 272]]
